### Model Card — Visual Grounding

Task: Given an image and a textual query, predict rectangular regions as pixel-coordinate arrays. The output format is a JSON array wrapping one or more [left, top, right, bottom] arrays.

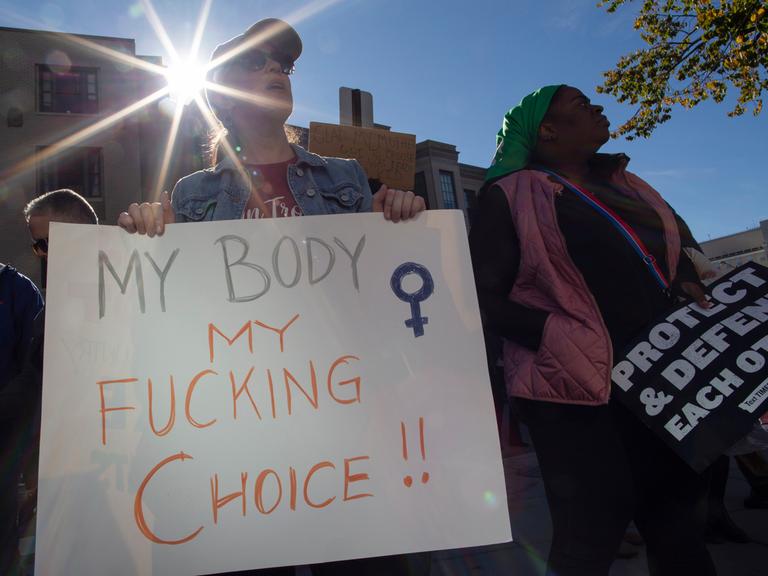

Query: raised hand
[[118, 191, 175, 237], [372, 185, 426, 223]]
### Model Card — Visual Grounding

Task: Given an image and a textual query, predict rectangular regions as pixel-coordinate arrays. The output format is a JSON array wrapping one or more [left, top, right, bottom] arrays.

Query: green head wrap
[[485, 84, 563, 184]]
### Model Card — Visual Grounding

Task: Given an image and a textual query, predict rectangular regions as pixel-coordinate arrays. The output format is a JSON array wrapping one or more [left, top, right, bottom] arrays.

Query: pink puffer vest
[[496, 168, 681, 405]]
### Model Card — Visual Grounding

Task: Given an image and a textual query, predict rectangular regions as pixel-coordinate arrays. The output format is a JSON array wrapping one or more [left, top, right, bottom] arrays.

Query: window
[[38, 146, 103, 199], [414, 171, 429, 209], [38, 65, 99, 114], [439, 170, 457, 209], [464, 189, 479, 225], [7, 107, 23, 127]]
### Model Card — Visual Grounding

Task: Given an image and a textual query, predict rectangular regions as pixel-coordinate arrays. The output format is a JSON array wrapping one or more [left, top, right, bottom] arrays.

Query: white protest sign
[[37, 212, 511, 575]]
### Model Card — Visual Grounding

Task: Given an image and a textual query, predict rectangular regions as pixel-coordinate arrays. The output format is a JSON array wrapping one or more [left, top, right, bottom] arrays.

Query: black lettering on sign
[[98, 249, 180, 318]]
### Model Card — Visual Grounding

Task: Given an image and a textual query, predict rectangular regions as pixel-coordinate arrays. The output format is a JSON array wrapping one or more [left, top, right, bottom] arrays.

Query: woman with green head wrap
[[485, 84, 562, 182], [470, 86, 716, 576]]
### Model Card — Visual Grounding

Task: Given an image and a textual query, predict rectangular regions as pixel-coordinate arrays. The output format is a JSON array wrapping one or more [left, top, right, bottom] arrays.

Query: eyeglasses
[[31, 238, 48, 255], [231, 49, 295, 75]]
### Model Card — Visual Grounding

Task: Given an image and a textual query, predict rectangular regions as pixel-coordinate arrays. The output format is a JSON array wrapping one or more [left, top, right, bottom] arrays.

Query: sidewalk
[[430, 448, 768, 576]]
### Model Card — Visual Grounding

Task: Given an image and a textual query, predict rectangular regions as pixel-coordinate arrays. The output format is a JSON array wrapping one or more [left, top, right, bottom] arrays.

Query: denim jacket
[[171, 144, 372, 221]]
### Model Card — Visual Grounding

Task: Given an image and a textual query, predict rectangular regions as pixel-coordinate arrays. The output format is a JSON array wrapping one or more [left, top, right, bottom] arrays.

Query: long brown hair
[[206, 122, 304, 167]]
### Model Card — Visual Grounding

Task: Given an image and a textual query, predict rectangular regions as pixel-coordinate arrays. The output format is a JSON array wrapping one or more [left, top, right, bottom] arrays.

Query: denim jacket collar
[[292, 144, 327, 167], [212, 143, 326, 177]]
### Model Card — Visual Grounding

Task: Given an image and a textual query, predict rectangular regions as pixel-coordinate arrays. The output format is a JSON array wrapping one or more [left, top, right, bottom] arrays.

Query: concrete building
[[0, 26, 204, 287], [699, 220, 768, 274], [414, 140, 464, 213], [412, 141, 485, 224], [458, 162, 485, 225]]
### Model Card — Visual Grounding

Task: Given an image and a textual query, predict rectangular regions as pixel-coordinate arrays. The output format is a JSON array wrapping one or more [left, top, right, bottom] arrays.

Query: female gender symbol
[[390, 262, 434, 338]]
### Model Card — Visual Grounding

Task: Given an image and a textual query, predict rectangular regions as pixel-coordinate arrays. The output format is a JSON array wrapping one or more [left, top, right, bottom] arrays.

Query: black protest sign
[[612, 263, 768, 471]]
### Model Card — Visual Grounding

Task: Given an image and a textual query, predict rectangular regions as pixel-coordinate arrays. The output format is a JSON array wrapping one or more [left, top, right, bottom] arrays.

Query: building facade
[[699, 220, 768, 274], [414, 140, 486, 225], [0, 26, 204, 287]]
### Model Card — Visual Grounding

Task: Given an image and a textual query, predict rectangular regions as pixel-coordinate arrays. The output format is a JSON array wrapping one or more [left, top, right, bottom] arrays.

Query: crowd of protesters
[[2, 17, 767, 576]]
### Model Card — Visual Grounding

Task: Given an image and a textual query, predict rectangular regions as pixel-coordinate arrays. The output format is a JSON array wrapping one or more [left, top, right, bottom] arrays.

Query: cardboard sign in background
[[37, 212, 510, 575], [612, 264, 768, 471], [308, 122, 416, 190]]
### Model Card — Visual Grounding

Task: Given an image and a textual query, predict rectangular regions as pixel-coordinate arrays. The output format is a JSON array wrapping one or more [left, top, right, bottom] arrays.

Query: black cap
[[209, 18, 302, 70]]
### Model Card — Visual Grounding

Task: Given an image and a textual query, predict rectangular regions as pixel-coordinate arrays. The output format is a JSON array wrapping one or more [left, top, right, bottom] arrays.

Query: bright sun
[[164, 59, 207, 105]]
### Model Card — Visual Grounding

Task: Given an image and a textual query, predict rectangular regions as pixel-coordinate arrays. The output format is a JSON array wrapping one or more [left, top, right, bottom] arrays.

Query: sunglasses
[[31, 237, 48, 255], [231, 49, 295, 75]]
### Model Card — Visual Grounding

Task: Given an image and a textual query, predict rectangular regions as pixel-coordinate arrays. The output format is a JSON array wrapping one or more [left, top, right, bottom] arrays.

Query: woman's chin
[[267, 93, 293, 114], [245, 96, 293, 120]]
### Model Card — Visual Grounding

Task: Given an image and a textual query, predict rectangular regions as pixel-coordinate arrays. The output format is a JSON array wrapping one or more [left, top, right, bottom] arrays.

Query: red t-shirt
[[242, 157, 303, 219]]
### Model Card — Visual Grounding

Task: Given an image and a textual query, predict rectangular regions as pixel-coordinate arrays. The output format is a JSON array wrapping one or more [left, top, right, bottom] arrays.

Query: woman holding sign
[[118, 19, 423, 233], [118, 18, 428, 576], [470, 85, 715, 576]]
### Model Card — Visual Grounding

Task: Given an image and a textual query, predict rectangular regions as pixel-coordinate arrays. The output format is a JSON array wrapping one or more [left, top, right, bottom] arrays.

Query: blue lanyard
[[539, 169, 670, 291]]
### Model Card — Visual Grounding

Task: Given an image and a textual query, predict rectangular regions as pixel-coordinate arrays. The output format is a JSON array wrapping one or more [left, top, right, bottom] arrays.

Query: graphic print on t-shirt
[[242, 157, 303, 219]]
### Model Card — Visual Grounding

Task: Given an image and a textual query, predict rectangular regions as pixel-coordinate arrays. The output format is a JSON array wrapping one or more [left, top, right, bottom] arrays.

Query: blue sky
[[2, 0, 766, 239]]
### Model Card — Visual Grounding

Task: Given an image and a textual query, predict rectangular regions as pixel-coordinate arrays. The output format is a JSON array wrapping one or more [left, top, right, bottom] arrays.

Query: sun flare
[[2, 0, 345, 186], [164, 59, 208, 105]]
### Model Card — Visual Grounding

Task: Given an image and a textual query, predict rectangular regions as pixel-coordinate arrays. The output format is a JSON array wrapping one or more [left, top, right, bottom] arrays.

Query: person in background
[[118, 18, 428, 576], [4, 188, 99, 574], [470, 85, 715, 576], [683, 246, 758, 544], [25, 188, 99, 261], [736, 446, 768, 509], [0, 261, 43, 575], [21, 188, 99, 469]]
